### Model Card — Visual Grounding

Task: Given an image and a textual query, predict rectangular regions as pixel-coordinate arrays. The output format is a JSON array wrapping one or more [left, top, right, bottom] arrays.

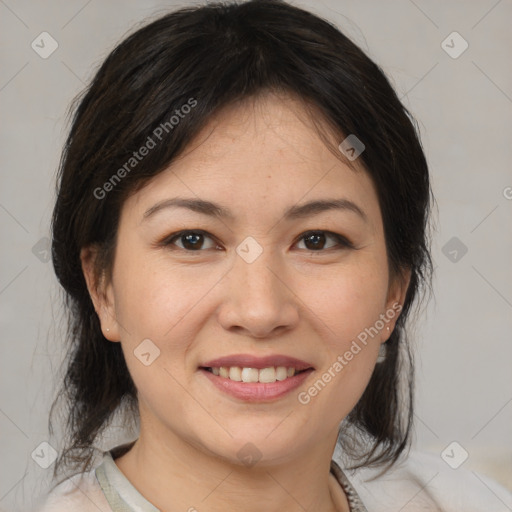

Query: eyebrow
[[142, 197, 368, 223]]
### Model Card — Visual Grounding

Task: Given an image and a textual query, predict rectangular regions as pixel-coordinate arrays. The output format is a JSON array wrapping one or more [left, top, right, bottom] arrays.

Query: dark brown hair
[[49, 0, 434, 483]]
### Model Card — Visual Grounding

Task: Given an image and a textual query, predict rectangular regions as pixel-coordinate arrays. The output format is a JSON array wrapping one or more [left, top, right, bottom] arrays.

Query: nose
[[216, 248, 300, 339]]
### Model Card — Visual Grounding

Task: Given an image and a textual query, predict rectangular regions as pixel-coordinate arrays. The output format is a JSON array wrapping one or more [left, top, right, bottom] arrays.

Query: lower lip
[[200, 368, 314, 402]]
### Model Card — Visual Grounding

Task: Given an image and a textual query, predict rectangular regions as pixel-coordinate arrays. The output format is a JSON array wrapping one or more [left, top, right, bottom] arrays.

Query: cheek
[[298, 259, 389, 347], [293, 258, 388, 411], [112, 249, 212, 342], [309, 263, 389, 409], [111, 256, 199, 410]]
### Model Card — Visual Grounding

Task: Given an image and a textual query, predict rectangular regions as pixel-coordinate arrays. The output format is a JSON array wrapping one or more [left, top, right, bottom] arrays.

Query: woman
[[36, 1, 511, 511]]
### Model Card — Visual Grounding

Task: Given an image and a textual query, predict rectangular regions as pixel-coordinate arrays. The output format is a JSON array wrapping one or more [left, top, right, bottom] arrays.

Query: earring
[[376, 342, 387, 363], [377, 327, 390, 363], [106, 328, 110, 332]]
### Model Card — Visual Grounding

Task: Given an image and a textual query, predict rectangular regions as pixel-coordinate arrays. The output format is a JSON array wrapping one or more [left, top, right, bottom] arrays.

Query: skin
[[81, 91, 410, 512]]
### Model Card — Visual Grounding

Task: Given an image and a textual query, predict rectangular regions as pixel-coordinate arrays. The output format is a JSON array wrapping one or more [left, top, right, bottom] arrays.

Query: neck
[[114, 423, 349, 512]]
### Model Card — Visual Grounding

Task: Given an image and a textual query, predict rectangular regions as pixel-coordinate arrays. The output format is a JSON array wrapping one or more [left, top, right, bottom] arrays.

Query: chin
[[200, 426, 314, 469]]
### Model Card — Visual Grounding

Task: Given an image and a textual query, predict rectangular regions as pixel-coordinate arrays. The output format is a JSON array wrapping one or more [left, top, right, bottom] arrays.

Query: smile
[[199, 354, 315, 401]]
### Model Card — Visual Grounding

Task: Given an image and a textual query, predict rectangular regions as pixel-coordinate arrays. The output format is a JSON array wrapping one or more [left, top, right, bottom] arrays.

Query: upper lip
[[201, 354, 314, 371]]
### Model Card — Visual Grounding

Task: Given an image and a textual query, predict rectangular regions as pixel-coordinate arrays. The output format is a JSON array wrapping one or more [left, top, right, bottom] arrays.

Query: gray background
[[1, 0, 511, 510]]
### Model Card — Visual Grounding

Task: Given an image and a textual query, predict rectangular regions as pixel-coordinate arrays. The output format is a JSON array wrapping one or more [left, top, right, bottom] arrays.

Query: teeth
[[241, 368, 259, 383], [276, 366, 288, 381], [258, 367, 276, 383], [229, 367, 242, 381], [208, 366, 299, 383]]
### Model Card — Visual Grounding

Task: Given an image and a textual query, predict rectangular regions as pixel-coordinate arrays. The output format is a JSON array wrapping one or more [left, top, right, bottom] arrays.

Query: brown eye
[[164, 230, 218, 251], [296, 231, 352, 251]]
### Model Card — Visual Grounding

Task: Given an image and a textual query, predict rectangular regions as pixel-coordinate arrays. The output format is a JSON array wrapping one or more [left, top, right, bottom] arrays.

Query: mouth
[[199, 354, 315, 402]]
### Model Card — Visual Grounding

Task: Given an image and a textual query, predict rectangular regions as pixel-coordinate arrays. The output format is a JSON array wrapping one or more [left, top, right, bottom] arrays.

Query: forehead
[[124, 92, 382, 230]]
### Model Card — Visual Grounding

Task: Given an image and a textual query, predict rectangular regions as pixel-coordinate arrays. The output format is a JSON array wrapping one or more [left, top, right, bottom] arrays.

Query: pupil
[[184, 233, 202, 250], [306, 233, 325, 250]]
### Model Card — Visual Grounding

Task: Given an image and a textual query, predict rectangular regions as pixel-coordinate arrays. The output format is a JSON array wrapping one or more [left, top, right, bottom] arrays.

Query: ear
[[382, 266, 412, 342], [80, 245, 121, 342]]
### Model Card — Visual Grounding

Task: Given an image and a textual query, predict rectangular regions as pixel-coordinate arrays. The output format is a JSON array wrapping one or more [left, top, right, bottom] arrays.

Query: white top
[[34, 444, 512, 512]]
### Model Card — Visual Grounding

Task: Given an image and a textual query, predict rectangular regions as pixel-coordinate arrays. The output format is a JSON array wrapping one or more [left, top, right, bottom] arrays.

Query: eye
[[295, 230, 353, 251], [160, 229, 354, 253], [162, 230, 220, 251]]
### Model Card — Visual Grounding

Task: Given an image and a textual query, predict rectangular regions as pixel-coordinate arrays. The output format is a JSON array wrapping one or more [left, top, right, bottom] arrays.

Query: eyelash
[[159, 229, 355, 253]]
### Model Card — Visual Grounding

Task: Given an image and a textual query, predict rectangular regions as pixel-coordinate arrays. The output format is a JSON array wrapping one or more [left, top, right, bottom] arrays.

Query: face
[[83, 92, 409, 467]]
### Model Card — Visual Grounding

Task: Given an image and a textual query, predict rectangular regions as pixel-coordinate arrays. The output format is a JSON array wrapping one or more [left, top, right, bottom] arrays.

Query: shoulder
[[34, 466, 112, 512], [336, 449, 512, 512]]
